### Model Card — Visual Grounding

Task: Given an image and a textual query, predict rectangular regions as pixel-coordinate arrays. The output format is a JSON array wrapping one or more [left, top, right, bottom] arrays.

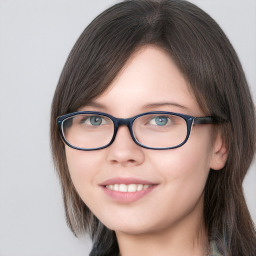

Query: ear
[[210, 131, 228, 170]]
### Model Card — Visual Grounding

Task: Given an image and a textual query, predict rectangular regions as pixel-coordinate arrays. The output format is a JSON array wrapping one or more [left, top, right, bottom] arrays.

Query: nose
[[106, 125, 145, 166]]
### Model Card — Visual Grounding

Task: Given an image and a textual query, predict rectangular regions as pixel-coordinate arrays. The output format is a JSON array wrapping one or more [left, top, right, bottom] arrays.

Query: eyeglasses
[[57, 111, 222, 150]]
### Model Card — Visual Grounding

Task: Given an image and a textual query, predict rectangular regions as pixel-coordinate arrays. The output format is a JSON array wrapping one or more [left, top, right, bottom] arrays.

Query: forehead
[[82, 45, 202, 116]]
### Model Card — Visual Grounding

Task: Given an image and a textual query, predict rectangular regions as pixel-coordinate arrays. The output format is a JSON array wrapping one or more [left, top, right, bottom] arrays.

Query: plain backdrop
[[0, 0, 255, 255]]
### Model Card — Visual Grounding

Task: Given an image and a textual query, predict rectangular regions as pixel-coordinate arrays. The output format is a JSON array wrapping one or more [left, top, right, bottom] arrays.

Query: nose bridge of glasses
[[115, 117, 133, 131], [117, 117, 131, 126], [114, 117, 134, 137]]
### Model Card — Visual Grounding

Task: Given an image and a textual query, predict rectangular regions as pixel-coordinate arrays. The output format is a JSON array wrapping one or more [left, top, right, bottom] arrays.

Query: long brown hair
[[50, 0, 256, 255]]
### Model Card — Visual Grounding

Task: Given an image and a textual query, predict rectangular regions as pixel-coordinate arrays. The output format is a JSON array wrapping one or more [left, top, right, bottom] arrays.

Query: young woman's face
[[65, 46, 224, 236]]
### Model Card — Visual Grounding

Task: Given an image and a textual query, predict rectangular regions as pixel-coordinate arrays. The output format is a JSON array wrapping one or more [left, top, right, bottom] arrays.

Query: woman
[[50, 0, 256, 255]]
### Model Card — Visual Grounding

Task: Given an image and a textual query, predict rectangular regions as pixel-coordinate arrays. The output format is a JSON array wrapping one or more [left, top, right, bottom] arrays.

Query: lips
[[101, 177, 155, 186]]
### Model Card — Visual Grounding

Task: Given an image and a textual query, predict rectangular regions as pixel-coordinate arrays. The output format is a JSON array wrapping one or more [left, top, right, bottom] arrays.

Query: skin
[[65, 45, 227, 256]]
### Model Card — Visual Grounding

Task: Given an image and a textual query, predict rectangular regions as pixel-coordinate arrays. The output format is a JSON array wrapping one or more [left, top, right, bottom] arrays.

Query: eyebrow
[[142, 102, 189, 110], [81, 101, 189, 111], [81, 101, 106, 109]]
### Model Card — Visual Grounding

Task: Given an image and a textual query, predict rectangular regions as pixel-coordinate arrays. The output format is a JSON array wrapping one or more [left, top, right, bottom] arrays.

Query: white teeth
[[127, 184, 137, 192], [106, 184, 151, 192], [137, 184, 143, 191], [119, 184, 128, 192]]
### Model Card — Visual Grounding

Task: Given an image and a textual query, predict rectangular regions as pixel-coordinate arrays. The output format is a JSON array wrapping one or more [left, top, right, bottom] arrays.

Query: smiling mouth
[[105, 184, 151, 192]]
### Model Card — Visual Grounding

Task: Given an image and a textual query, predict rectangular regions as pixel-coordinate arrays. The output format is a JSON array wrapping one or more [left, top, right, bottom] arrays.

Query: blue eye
[[151, 116, 169, 126], [80, 115, 106, 126], [89, 116, 103, 126], [155, 116, 168, 126]]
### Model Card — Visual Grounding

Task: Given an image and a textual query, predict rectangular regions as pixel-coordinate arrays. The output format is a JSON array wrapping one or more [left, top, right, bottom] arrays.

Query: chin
[[101, 217, 164, 236]]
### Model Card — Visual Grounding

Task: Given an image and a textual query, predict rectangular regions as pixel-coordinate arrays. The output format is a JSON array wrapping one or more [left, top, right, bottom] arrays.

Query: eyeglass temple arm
[[194, 116, 224, 125]]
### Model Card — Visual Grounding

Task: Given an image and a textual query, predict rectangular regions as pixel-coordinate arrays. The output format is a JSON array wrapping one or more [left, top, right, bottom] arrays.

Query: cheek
[[65, 147, 102, 198], [148, 129, 213, 207], [150, 134, 212, 179]]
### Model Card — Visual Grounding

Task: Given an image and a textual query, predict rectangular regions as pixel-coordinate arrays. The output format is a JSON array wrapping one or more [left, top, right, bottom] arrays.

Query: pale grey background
[[0, 0, 255, 255]]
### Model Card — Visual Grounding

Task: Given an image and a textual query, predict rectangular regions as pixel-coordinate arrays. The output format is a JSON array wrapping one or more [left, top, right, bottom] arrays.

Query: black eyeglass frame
[[57, 111, 223, 151]]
